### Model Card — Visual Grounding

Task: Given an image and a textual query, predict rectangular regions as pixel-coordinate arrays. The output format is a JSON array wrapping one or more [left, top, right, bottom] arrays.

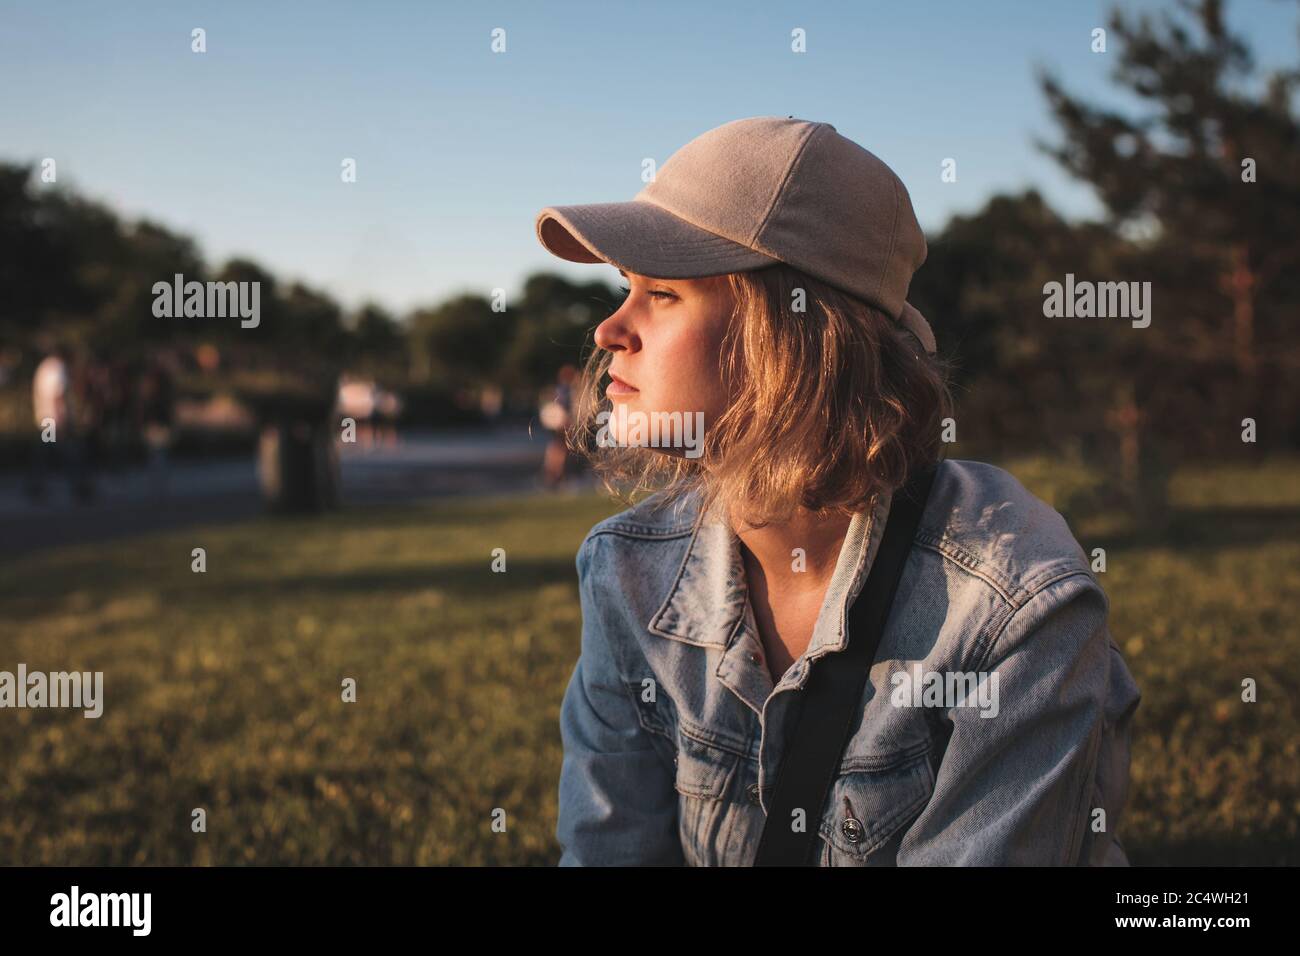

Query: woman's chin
[[601, 402, 709, 461]]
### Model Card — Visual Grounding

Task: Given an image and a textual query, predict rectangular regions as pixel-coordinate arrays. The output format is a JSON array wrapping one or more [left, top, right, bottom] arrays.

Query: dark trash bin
[[255, 396, 340, 514]]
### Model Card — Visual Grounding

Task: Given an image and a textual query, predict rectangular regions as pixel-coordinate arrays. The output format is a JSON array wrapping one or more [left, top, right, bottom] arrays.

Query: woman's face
[[593, 270, 735, 452]]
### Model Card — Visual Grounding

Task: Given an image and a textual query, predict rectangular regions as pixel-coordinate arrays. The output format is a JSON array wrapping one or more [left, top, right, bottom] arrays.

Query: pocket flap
[[819, 750, 935, 859], [673, 732, 738, 800]]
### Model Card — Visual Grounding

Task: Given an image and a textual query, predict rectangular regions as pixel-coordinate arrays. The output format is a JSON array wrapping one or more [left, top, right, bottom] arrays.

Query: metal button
[[841, 816, 864, 844], [746, 783, 761, 805]]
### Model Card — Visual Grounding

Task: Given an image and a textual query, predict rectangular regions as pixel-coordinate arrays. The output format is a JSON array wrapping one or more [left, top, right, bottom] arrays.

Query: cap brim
[[535, 199, 782, 279]]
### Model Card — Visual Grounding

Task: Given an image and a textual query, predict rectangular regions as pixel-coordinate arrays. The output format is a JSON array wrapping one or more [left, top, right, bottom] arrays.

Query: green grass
[[1009, 454, 1300, 865], [1, 457, 1297, 865], [0, 492, 622, 865]]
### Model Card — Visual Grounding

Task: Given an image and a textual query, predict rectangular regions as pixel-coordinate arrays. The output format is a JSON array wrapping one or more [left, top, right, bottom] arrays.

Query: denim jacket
[[556, 458, 1142, 866]]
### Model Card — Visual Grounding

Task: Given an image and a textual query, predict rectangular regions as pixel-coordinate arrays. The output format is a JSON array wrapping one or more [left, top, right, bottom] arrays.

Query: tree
[[351, 303, 404, 368], [1036, 0, 1300, 522], [910, 189, 1133, 464], [408, 293, 512, 387], [501, 273, 620, 391]]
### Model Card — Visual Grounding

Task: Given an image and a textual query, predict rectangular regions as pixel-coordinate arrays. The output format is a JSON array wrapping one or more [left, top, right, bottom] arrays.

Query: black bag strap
[[752, 462, 939, 866]]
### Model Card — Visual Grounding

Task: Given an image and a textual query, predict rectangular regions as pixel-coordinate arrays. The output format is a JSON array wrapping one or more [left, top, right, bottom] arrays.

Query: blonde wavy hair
[[565, 263, 955, 527]]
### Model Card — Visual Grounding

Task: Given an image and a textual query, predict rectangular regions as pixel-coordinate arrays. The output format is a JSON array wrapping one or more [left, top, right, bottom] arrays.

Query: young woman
[[535, 116, 1142, 866]]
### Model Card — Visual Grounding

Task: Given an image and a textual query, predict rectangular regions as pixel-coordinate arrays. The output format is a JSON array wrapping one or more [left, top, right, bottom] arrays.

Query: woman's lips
[[607, 374, 639, 397]]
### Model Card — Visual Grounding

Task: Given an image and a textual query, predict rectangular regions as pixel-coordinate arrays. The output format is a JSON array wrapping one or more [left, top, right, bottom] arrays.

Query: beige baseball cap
[[534, 115, 935, 354]]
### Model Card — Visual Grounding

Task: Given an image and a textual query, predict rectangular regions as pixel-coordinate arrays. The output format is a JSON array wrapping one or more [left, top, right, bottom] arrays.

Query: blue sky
[[1, 0, 1294, 315]]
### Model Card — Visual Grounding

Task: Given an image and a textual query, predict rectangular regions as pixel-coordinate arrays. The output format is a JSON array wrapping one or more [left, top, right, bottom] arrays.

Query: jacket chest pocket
[[628, 680, 740, 795], [672, 732, 740, 799], [818, 748, 935, 865]]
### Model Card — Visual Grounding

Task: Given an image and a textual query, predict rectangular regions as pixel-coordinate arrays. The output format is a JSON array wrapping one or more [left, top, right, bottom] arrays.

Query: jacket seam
[[1067, 720, 1106, 865], [837, 736, 932, 774], [1020, 559, 1096, 595], [914, 531, 1019, 605], [916, 528, 1091, 609], [906, 535, 1019, 676], [679, 718, 750, 760], [586, 524, 696, 541], [970, 568, 1100, 677]]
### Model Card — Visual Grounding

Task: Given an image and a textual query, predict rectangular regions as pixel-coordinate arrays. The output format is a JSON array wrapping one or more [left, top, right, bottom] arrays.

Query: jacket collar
[[647, 488, 894, 666], [647, 503, 747, 648]]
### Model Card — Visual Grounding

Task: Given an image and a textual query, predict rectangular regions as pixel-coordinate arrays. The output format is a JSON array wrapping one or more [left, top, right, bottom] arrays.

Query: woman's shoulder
[[574, 487, 700, 578], [581, 488, 701, 546], [923, 458, 1099, 602], [573, 489, 704, 632]]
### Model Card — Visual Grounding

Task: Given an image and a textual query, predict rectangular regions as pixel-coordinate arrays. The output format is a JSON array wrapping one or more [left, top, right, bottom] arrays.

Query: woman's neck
[[729, 505, 854, 681], [730, 505, 852, 588]]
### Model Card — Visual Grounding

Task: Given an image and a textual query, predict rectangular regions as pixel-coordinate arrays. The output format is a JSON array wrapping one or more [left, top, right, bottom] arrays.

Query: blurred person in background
[[135, 353, 176, 499], [79, 349, 114, 470], [337, 373, 378, 449], [99, 354, 133, 471], [25, 344, 94, 502], [540, 363, 578, 488], [373, 386, 402, 448]]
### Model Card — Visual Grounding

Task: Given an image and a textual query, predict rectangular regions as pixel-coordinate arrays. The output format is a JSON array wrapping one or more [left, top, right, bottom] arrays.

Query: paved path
[[0, 426, 589, 561]]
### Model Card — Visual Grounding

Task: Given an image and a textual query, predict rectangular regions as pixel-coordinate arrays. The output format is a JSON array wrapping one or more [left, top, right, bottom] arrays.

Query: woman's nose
[[594, 310, 637, 353]]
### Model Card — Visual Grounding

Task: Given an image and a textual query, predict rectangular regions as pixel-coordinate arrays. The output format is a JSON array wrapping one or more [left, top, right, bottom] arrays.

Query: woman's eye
[[617, 285, 675, 301]]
